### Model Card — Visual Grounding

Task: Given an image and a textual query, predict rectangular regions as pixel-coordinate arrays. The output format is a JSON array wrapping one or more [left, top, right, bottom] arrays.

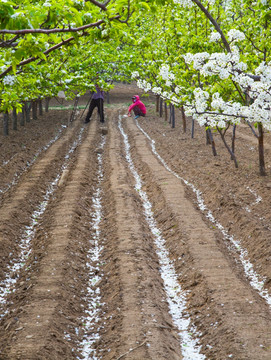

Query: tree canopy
[[1, 0, 271, 133]]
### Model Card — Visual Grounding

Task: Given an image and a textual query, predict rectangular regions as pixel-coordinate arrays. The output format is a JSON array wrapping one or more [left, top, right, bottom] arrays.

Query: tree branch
[[0, 12, 122, 78], [191, 0, 231, 52], [0, 18, 118, 35], [85, 0, 109, 11], [0, 35, 19, 48], [191, 0, 261, 82], [0, 36, 75, 78], [117, 0, 133, 24]]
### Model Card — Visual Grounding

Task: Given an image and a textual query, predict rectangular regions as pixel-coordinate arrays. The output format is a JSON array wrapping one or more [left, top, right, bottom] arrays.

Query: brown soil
[[0, 83, 271, 360]]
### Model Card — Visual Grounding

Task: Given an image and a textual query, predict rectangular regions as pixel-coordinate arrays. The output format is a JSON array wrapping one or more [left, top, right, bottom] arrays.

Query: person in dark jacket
[[127, 95, 146, 119], [84, 84, 104, 123]]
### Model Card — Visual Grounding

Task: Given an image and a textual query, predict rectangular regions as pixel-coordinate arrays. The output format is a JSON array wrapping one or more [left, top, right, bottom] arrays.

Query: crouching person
[[127, 95, 146, 119]]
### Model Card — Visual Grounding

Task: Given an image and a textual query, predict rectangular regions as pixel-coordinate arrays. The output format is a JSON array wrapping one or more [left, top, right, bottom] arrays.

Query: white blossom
[[57, 91, 66, 99], [84, 13, 93, 19], [162, 91, 170, 99], [175, 86, 182, 95], [227, 29, 245, 42], [131, 71, 139, 79], [101, 29, 108, 37], [3, 75, 16, 86], [171, 95, 180, 104], [159, 64, 174, 81], [217, 120, 226, 128], [209, 32, 221, 42], [193, 88, 209, 113], [183, 53, 194, 64], [11, 12, 22, 19], [219, 68, 230, 79], [73, 0, 84, 5], [152, 86, 162, 95], [173, 0, 194, 7], [137, 79, 151, 92]]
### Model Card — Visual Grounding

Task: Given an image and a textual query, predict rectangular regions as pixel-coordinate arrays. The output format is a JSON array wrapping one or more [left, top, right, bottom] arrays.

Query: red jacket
[[128, 95, 146, 114]]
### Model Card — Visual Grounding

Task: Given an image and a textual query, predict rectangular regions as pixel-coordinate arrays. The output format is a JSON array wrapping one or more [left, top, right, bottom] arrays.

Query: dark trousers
[[133, 105, 145, 117], [86, 98, 104, 122]]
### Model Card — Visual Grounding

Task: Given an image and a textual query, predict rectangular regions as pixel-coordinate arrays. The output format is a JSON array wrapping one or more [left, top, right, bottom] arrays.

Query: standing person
[[84, 83, 104, 123], [127, 95, 146, 119]]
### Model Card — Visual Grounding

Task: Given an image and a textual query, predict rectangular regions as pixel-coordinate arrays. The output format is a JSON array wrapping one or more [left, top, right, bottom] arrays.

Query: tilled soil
[[0, 84, 271, 360]]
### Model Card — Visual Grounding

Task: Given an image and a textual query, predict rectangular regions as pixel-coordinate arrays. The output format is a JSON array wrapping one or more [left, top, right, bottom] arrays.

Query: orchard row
[[1, 0, 270, 174]]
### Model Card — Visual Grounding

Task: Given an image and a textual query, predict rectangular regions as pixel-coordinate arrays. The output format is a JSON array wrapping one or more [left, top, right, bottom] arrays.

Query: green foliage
[[0, 0, 270, 121]]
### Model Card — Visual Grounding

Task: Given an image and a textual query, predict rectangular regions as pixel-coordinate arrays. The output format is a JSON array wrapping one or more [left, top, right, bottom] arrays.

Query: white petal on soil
[[135, 119, 271, 307], [119, 115, 205, 360], [0, 128, 86, 316], [78, 135, 106, 360]]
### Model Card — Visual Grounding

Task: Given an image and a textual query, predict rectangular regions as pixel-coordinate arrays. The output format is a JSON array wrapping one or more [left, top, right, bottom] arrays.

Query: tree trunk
[[69, 96, 80, 123], [3, 112, 9, 136], [12, 108, 17, 130], [207, 128, 217, 156], [156, 95, 159, 113], [231, 124, 236, 160], [25, 102, 31, 122], [159, 98, 163, 117], [246, 120, 258, 138], [171, 104, 175, 129], [20, 107, 25, 126], [181, 105, 186, 133], [164, 103, 168, 122], [191, 119, 195, 138], [258, 122, 266, 176], [38, 99, 43, 116], [106, 92, 110, 104], [45, 98, 50, 112], [218, 129, 238, 168], [206, 129, 211, 145], [32, 100, 38, 120]]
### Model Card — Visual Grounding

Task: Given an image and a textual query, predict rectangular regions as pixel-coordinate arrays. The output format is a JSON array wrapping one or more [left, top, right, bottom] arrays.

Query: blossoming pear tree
[[124, 0, 271, 175], [0, 0, 271, 175]]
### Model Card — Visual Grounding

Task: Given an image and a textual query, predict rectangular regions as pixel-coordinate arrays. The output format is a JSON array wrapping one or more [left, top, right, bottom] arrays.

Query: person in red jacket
[[127, 95, 146, 119]]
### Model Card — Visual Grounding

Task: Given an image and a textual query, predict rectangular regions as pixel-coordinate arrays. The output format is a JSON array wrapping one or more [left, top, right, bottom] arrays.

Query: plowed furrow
[[2, 106, 270, 360], [0, 120, 98, 359], [0, 119, 85, 281], [125, 117, 271, 360], [96, 116, 183, 359]]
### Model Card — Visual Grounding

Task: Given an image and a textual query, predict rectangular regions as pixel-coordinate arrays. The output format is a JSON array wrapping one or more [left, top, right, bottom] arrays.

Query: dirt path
[[0, 85, 271, 360]]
